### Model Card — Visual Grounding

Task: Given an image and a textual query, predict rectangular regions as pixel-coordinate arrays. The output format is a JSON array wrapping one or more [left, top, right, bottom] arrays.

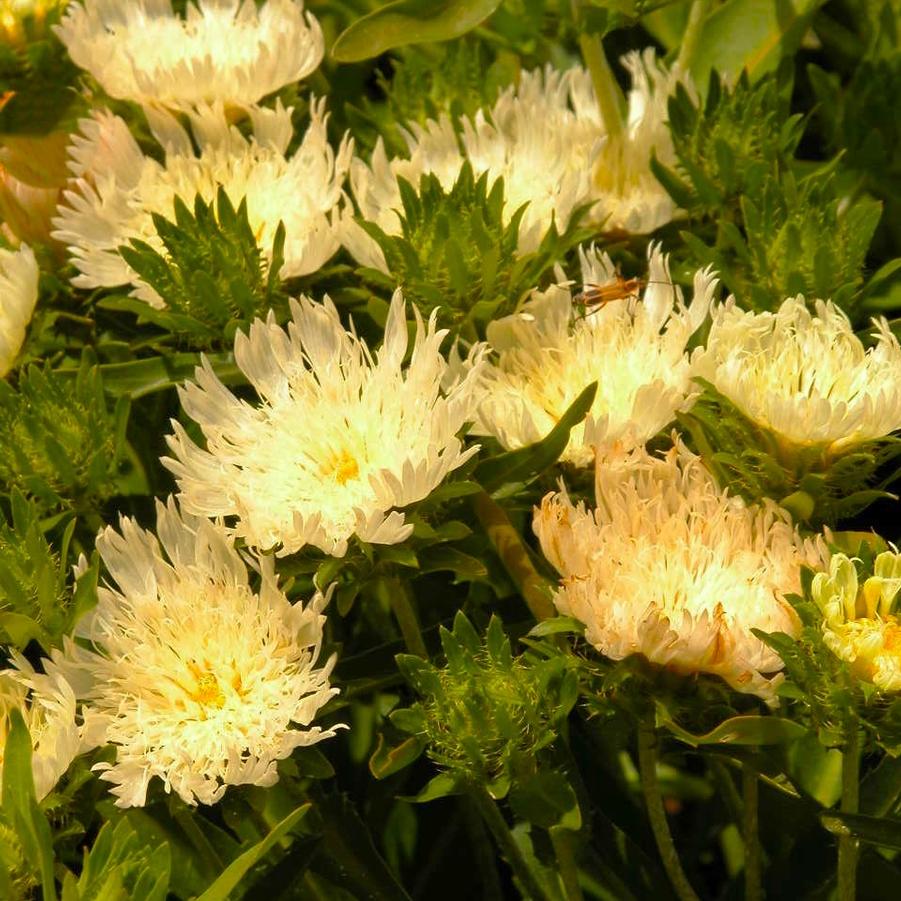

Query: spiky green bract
[[357, 163, 588, 338], [59, 819, 171, 901], [390, 614, 577, 795], [0, 492, 96, 651], [809, 54, 901, 260], [111, 188, 289, 348], [384, 39, 514, 132], [653, 70, 882, 317], [652, 71, 803, 219], [677, 380, 901, 527], [0, 356, 128, 513]]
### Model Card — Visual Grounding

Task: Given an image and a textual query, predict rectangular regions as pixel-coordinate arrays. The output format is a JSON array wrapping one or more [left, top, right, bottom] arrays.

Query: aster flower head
[[812, 551, 901, 692], [693, 296, 901, 456], [534, 442, 828, 702], [52, 100, 351, 305], [569, 48, 687, 235], [469, 244, 715, 466], [164, 290, 483, 557], [0, 242, 39, 376], [55, 0, 323, 110], [0, 653, 82, 801], [61, 498, 341, 808], [344, 66, 596, 270]]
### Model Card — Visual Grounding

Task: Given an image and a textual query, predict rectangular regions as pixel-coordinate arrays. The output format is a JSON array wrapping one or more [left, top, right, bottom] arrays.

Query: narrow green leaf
[[331, 0, 502, 63], [195, 804, 311, 901]]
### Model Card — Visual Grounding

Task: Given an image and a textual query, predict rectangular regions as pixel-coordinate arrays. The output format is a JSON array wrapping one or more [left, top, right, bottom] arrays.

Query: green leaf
[[658, 712, 807, 747], [94, 353, 242, 399], [821, 810, 901, 850], [369, 734, 426, 779], [1, 710, 57, 901], [417, 546, 487, 581], [509, 772, 581, 830], [474, 382, 598, 493], [332, 0, 502, 63], [407, 772, 459, 803], [527, 616, 586, 638], [195, 803, 311, 901], [690, 0, 822, 87]]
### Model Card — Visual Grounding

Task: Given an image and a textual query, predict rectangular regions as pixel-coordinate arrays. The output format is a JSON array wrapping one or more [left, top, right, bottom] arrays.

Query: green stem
[[463, 797, 505, 901], [637, 717, 700, 901], [472, 491, 556, 621], [469, 786, 554, 901], [550, 825, 585, 901], [384, 576, 428, 658], [742, 763, 762, 901], [578, 33, 625, 141], [172, 807, 223, 879], [675, 0, 712, 73], [838, 724, 860, 901]]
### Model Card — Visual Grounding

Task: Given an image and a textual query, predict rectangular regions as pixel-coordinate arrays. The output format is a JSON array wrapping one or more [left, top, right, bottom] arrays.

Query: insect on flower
[[573, 274, 645, 313]]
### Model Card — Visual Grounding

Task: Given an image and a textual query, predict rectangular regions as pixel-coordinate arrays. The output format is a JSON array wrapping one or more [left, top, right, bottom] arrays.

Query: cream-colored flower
[[0, 654, 82, 800], [468, 244, 714, 466], [344, 66, 596, 269], [164, 290, 483, 557], [55, 0, 322, 109], [60, 499, 341, 808], [0, 242, 39, 376], [534, 443, 828, 702], [344, 50, 686, 271], [52, 100, 351, 305], [813, 551, 901, 691], [693, 296, 901, 455], [569, 48, 686, 235], [0, 166, 61, 246]]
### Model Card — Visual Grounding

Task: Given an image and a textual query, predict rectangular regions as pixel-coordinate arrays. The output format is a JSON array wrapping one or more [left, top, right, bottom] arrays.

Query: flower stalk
[[381, 575, 428, 658], [637, 715, 700, 901], [742, 763, 762, 901], [469, 784, 554, 901], [676, 0, 712, 72], [472, 490, 556, 621], [838, 722, 860, 901], [578, 33, 626, 142]]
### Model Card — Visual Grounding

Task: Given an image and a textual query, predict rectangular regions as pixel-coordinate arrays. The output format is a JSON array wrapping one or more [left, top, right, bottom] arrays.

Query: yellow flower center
[[325, 449, 360, 485], [186, 661, 225, 709]]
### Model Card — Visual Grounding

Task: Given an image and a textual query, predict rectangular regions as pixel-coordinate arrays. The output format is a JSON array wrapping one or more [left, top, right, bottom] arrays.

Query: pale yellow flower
[[693, 296, 901, 454], [569, 48, 686, 234], [164, 290, 483, 556], [52, 101, 351, 305], [60, 499, 342, 808], [0, 653, 82, 800], [343, 66, 596, 269], [344, 50, 687, 271], [469, 244, 715, 465], [534, 443, 828, 702], [0, 242, 39, 376], [813, 551, 901, 691], [56, 0, 322, 109]]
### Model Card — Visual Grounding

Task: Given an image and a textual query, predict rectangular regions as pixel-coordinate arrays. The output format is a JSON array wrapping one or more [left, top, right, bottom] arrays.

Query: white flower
[[0, 654, 82, 801], [569, 48, 686, 235], [344, 67, 596, 269], [55, 0, 323, 110], [534, 443, 828, 702], [812, 551, 901, 691], [0, 243, 39, 376], [52, 100, 351, 305], [344, 50, 687, 271], [468, 244, 715, 466], [60, 499, 342, 808], [693, 296, 901, 454], [164, 290, 483, 557]]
